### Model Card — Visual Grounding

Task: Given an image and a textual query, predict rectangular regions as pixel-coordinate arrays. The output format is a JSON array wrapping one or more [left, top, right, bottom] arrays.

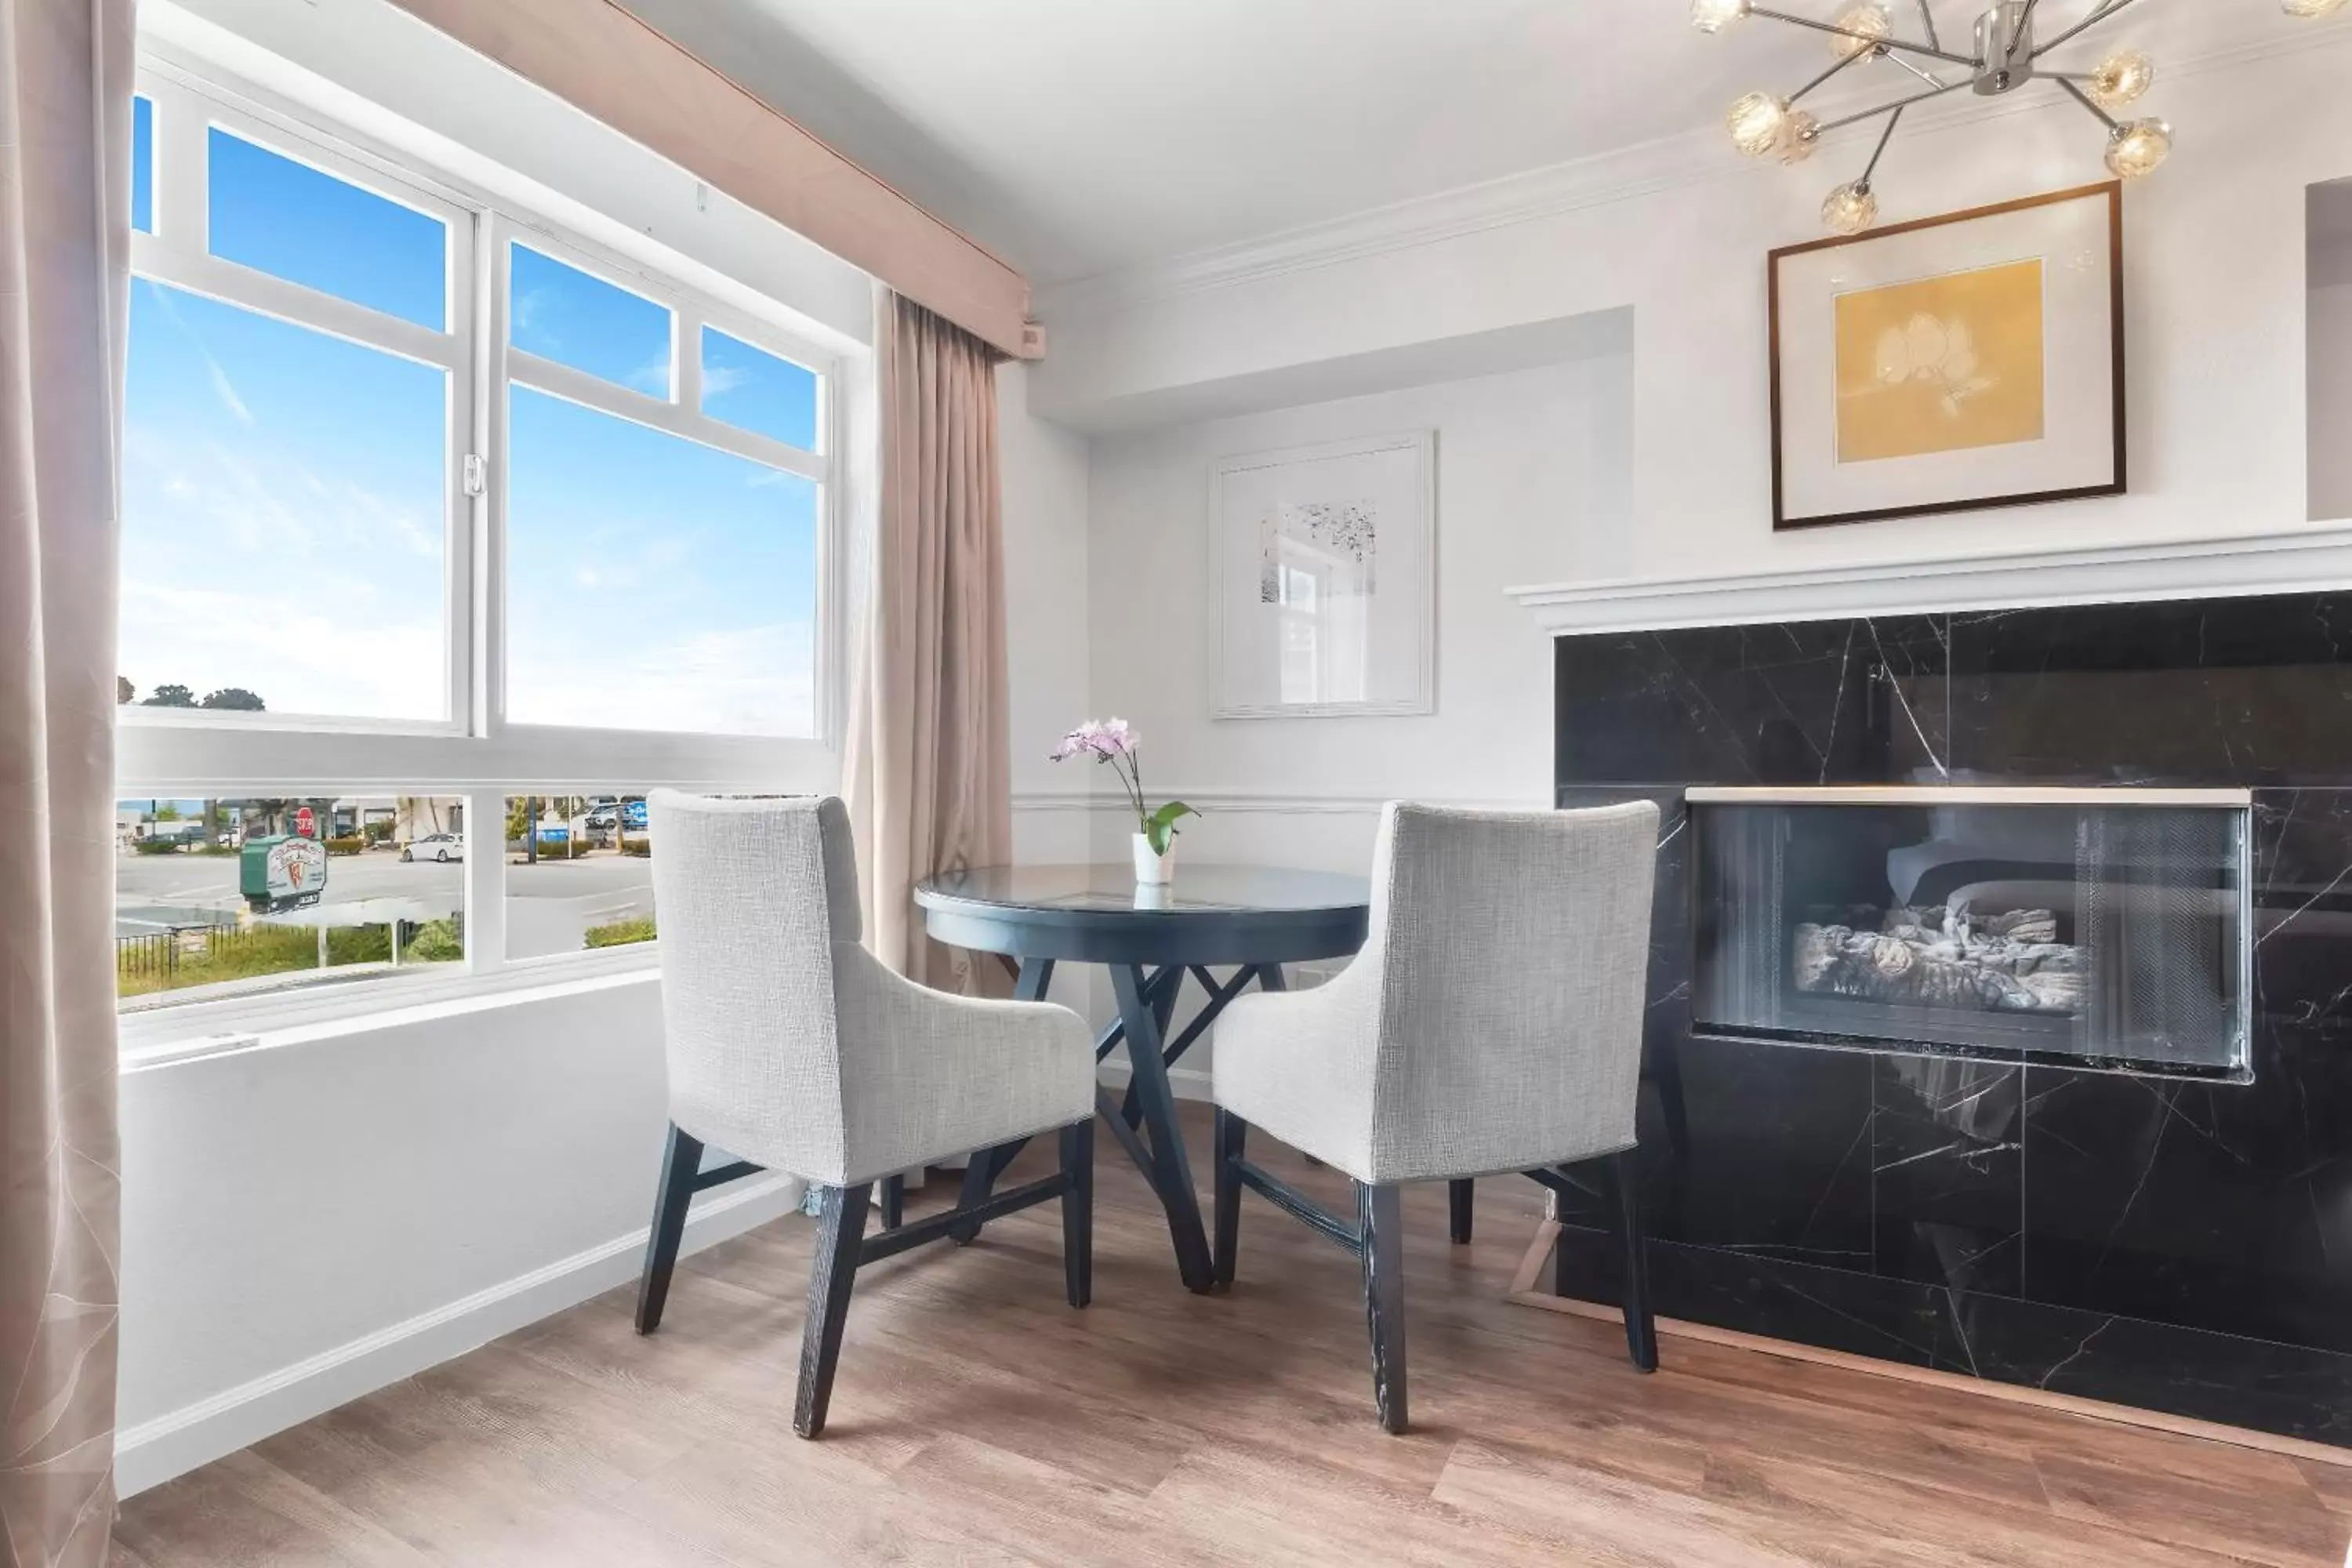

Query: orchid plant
[[1049, 717, 1197, 855]]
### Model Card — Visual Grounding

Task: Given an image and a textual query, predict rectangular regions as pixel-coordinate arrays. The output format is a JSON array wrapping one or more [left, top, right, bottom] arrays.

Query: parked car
[[401, 833, 464, 863], [585, 808, 619, 829]]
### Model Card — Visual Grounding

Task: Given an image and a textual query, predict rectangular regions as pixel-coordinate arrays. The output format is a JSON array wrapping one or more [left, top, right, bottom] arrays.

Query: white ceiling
[[615, 0, 2289, 287]]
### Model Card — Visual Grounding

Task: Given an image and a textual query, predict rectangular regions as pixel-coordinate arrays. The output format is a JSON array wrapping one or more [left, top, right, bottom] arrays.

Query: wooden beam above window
[[383, 0, 1040, 360]]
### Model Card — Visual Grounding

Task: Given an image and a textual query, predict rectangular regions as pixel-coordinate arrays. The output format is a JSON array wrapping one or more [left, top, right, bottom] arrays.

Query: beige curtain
[[842, 290, 1011, 993], [0, 0, 135, 1560]]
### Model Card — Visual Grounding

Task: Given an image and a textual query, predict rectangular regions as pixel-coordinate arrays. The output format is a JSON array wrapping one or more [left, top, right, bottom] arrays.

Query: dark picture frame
[[1768, 181, 2126, 532]]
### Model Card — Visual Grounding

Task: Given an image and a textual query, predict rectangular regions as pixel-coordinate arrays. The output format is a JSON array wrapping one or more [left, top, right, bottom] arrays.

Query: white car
[[401, 833, 464, 863]]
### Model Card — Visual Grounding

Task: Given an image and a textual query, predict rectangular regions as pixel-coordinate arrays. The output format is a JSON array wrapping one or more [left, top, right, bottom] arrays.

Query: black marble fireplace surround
[[1549, 590, 2352, 1446]]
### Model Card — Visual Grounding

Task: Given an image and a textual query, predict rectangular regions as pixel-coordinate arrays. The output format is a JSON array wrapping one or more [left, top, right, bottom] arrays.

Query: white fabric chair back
[[1363, 800, 1661, 1179], [648, 792, 864, 1179]]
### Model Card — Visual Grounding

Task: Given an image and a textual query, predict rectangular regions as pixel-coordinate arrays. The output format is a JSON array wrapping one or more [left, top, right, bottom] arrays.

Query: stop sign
[[292, 806, 317, 839]]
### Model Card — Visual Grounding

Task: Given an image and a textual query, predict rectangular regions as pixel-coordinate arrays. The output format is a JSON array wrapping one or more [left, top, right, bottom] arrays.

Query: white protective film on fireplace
[[1688, 790, 2253, 1080]]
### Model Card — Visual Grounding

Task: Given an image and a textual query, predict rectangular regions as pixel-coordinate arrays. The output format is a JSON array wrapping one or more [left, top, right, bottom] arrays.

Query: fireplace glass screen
[[1690, 794, 2249, 1077]]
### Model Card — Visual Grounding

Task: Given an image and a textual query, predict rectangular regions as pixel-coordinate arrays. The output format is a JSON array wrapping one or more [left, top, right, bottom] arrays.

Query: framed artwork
[[1769, 181, 2125, 531], [1211, 431, 1435, 720]]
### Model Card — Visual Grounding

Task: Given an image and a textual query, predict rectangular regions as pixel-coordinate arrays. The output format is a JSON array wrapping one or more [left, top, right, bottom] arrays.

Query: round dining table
[[914, 863, 1370, 1293]]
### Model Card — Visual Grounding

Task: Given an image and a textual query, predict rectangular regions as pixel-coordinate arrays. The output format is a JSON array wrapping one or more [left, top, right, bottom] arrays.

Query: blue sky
[[120, 111, 820, 735]]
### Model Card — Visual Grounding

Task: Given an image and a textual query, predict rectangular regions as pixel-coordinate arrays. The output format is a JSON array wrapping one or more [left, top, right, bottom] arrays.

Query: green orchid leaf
[[1144, 800, 1198, 856]]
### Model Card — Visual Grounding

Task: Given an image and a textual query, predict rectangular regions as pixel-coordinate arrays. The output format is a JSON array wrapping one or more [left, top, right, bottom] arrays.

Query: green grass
[[118, 919, 463, 999], [583, 915, 657, 949]]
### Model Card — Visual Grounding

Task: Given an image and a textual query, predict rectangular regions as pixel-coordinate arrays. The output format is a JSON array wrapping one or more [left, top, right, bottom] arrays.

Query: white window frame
[[115, 58, 854, 1047]]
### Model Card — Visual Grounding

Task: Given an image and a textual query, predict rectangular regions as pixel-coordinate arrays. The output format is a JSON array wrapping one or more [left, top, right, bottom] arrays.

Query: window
[[116, 64, 847, 1022], [502, 791, 656, 958], [115, 794, 466, 1004]]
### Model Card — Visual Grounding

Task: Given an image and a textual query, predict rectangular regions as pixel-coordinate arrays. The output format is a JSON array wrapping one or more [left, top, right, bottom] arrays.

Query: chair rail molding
[[1011, 787, 1550, 818], [1506, 522, 2352, 637]]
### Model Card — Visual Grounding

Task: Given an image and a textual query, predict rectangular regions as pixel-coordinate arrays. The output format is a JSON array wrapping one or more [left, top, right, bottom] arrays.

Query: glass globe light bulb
[[1821, 180, 1879, 235], [2282, 0, 2346, 17], [2104, 118, 2172, 180], [1831, 3, 1892, 60], [2087, 49, 2154, 110], [1780, 110, 1822, 164], [1727, 92, 1792, 158], [1692, 0, 1752, 31]]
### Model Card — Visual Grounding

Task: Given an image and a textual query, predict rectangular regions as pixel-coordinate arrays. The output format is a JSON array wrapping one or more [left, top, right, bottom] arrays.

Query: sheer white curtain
[[0, 0, 135, 1559]]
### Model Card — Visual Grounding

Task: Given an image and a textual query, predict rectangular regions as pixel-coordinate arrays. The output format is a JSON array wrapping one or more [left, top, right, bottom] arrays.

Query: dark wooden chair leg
[[1606, 1148, 1658, 1373], [794, 1181, 873, 1439], [879, 1174, 904, 1230], [636, 1123, 703, 1335], [1061, 1119, 1094, 1308], [1359, 1181, 1408, 1433], [1448, 1178, 1475, 1244], [1212, 1108, 1247, 1288]]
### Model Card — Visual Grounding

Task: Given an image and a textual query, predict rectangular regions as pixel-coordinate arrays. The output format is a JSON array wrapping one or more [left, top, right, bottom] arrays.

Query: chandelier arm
[[1915, 0, 1940, 51], [2031, 0, 2140, 59], [2055, 74, 2121, 131], [1790, 47, 1869, 106], [1859, 103, 1906, 187], [1809, 76, 1969, 137], [1882, 49, 1949, 90], [2015, 0, 2042, 39], [1748, 7, 1979, 67]]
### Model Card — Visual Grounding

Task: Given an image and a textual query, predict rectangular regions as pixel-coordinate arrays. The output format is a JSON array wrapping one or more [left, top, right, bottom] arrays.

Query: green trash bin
[[240, 834, 328, 914]]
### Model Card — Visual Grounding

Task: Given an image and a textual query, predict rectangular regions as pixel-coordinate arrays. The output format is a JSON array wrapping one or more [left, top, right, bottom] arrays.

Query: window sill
[[118, 949, 662, 1070]]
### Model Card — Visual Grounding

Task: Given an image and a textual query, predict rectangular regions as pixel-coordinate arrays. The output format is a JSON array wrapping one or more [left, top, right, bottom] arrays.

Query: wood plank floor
[[116, 1107, 2352, 1567]]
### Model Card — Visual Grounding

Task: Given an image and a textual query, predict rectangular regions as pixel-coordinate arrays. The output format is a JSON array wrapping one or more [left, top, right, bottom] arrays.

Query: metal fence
[[115, 920, 242, 982]]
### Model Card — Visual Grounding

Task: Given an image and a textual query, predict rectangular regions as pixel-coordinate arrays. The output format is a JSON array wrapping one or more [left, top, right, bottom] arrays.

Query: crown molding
[[1037, 20, 2350, 324], [1506, 521, 2352, 637]]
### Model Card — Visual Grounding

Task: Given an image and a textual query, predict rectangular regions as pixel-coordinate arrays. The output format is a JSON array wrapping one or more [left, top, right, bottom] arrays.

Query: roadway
[[115, 848, 655, 937]]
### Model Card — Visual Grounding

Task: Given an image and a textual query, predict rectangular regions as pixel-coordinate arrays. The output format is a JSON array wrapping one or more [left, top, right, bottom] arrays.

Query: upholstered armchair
[[1211, 800, 1663, 1432], [635, 793, 1098, 1438]]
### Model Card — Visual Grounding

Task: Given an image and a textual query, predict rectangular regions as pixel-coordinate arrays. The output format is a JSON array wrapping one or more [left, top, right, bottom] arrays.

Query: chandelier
[[1693, 0, 2347, 234]]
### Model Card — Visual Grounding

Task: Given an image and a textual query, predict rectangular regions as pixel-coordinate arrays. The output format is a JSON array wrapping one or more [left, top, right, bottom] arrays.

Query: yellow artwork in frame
[[1833, 259, 2047, 465], [1767, 181, 2123, 531]]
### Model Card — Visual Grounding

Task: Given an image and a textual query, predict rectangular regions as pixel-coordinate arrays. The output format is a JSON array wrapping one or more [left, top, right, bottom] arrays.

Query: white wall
[[2317, 282, 2352, 523], [116, 979, 797, 1495], [1026, 31, 2352, 877], [1038, 34, 2352, 579], [1084, 354, 1632, 862]]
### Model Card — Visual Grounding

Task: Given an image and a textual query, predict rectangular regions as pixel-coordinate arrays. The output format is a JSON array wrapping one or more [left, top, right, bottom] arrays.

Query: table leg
[[1109, 962, 1215, 1293], [953, 956, 1058, 1244]]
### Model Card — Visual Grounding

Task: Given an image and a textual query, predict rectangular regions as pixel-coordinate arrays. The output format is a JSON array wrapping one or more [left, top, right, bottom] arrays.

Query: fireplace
[[1688, 786, 2252, 1079]]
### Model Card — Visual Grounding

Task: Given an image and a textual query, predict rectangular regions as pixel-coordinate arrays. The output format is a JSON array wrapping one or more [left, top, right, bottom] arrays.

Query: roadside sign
[[292, 805, 317, 839], [622, 800, 648, 830], [241, 834, 327, 913]]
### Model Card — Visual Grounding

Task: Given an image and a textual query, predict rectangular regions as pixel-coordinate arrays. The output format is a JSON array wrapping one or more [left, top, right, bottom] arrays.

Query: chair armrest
[[829, 942, 1096, 1182]]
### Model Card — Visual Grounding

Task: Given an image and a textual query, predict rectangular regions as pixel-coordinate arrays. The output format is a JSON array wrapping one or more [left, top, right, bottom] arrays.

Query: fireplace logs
[[1792, 904, 2084, 1015]]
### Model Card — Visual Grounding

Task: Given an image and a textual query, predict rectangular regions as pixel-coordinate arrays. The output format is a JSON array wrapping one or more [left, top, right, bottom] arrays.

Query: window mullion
[[675, 303, 702, 416], [461, 787, 504, 975], [150, 78, 207, 254]]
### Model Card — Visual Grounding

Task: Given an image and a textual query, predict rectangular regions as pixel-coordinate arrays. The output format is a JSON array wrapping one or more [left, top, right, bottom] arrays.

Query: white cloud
[[118, 579, 443, 720], [206, 361, 254, 426], [700, 363, 751, 398], [507, 620, 815, 738]]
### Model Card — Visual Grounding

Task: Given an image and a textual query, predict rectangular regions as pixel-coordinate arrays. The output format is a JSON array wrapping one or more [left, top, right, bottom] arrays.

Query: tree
[[143, 684, 197, 708], [200, 687, 266, 711], [117, 676, 133, 704]]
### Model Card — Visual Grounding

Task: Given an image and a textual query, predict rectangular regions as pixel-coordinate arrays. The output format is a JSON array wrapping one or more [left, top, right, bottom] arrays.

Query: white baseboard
[[1095, 1057, 1214, 1102], [114, 1172, 804, 1498]]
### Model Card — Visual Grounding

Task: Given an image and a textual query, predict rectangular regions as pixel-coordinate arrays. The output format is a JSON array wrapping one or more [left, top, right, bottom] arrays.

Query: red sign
[[292, 806, 317, 839]]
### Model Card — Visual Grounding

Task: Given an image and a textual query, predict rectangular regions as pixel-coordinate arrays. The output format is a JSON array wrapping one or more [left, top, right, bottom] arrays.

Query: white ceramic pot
[[1132, 832, 1174, 884]]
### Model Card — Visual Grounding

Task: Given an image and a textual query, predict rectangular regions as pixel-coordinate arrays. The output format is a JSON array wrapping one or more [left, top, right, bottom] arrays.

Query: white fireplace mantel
[[1504, 522, 2352, 637]]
